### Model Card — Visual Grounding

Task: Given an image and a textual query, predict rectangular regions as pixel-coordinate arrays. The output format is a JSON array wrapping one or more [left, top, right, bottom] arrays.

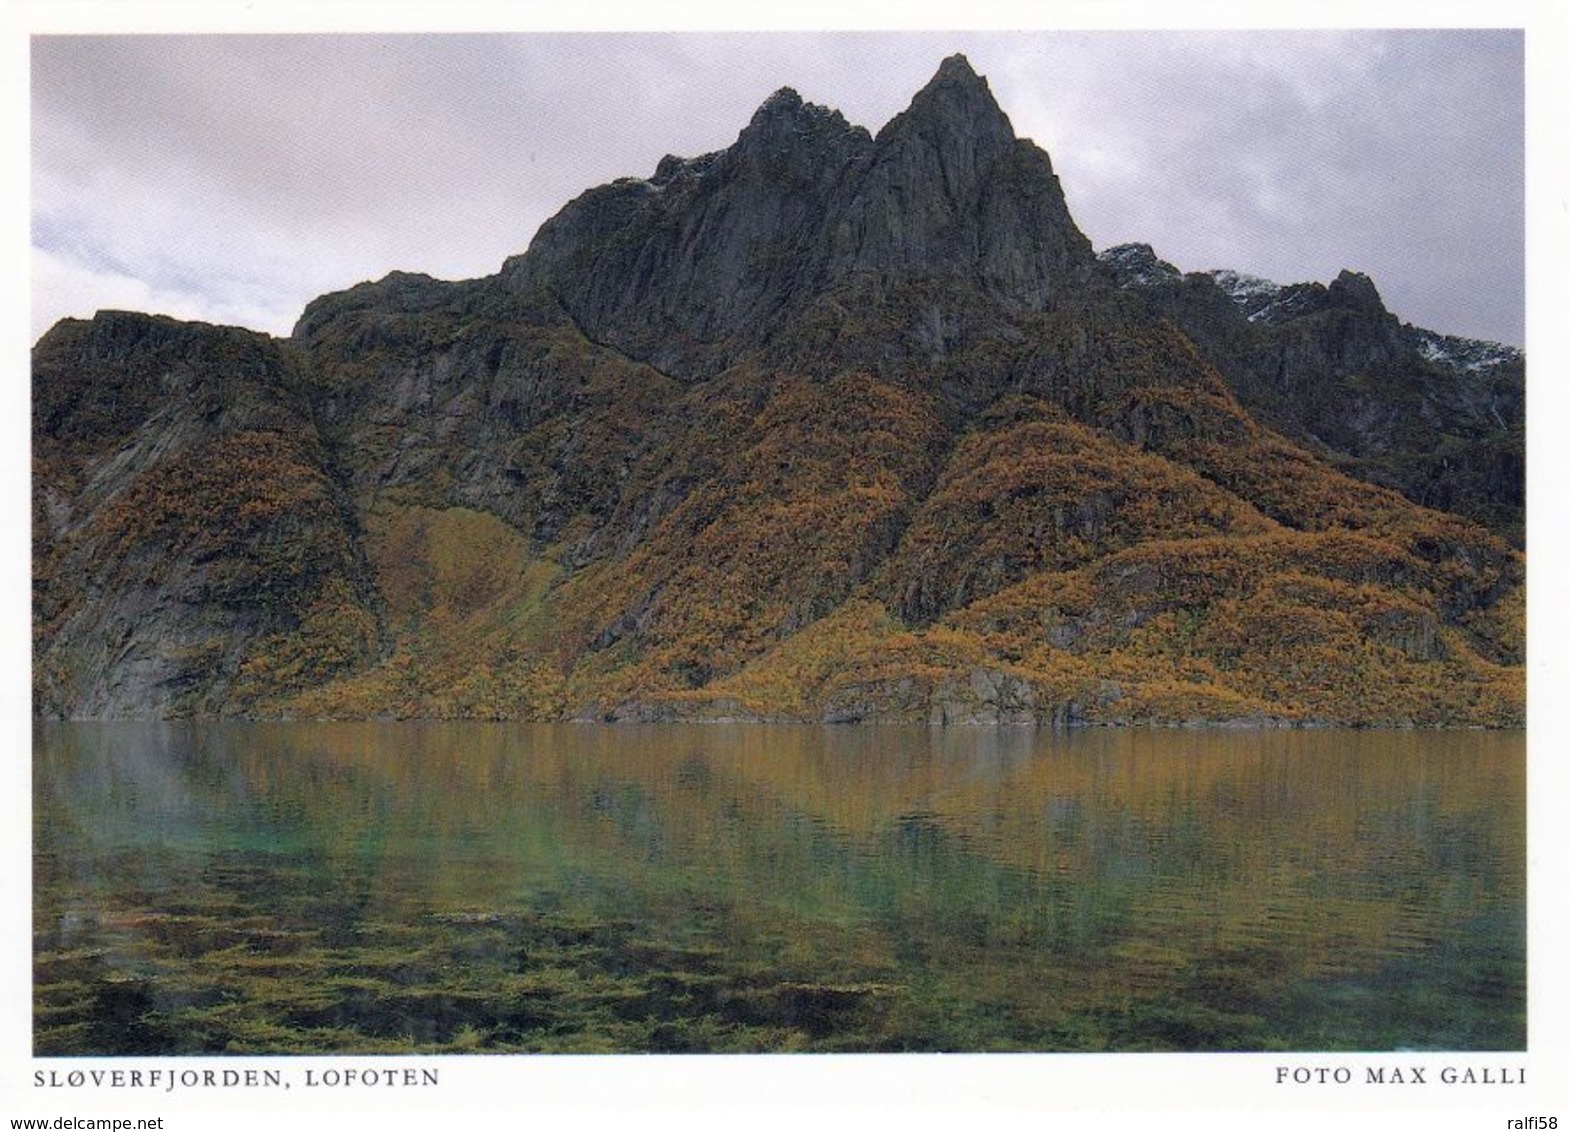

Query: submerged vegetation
[[34, 724, 1525, 1054]]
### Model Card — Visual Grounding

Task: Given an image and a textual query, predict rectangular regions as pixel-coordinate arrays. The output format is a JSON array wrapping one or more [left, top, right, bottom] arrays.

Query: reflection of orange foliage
[[228, 723, 1522, 868], [188, 723, 1524, 990]]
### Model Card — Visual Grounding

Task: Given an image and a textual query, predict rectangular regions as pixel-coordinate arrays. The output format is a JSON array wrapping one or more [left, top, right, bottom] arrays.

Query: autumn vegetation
[[32, 278, 1525, 727]]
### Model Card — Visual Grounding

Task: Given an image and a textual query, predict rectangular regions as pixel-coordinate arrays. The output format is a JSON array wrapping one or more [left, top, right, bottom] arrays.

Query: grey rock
[[1098, 243, 1182, 288], [500, 54, 1094, 380], [34, 312, 380, 718], [1101, 242, 1524, 544]]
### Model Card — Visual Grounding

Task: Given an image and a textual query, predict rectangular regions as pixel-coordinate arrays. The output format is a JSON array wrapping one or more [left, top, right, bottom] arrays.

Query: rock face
[[32, 56, 1525, 726], [1100, 244, 1525, 545], [33, 314, 379, 718], [502, 55, 1095, 379]]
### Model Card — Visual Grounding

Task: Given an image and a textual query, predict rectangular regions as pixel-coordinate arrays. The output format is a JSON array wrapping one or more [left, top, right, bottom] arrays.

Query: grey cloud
[[30, 31, 1523, 345]]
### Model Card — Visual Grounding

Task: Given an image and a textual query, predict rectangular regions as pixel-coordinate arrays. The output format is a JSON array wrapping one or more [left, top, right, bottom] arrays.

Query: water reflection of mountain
[[34, 724, 1524, 1053]]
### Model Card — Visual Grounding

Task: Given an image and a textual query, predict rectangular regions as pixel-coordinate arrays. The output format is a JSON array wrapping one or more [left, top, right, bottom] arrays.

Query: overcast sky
[[30, 29, 1525, 345]]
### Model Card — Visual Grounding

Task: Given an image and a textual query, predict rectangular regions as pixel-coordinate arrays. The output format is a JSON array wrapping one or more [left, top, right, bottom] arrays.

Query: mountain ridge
[[32, 56, 1525, 726], [1098, 242, 1524, 544]]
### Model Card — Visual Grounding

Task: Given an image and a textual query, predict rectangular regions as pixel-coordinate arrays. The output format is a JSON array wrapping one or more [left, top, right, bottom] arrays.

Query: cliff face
[[1100, 243, 1525, 545], [499, 58, 1097, 381], [32, 55, 1525, 726], [32, 314, 380, 718]]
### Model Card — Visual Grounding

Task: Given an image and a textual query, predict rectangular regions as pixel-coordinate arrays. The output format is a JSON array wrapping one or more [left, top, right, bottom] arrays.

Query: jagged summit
[[759, 85, 803, 112], [1098, 243, 1182, 288], [1412, 327, 1522, 376], [1104, 243, 1418, 332], [1328, 268, 1385, 314], [728, 84, 870, 176], [498, 55, 1092, 378], [879, 51, 1017, 151], [651, 150, 721, 185], [1097, 241, 1523, 543], [738, 85, 866, 143], [920, 52, 998, 105], [936, 51, 981, 80]]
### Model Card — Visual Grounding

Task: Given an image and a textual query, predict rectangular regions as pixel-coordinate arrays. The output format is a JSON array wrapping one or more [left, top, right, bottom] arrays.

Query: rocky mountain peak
[[740, 86, 834, 140], [730, 85, 871, 175], [33, 56, 1525, 728], [1328, 269, 1387, 315], [935, 51, 981, 80], [876, 51, 1016, 160], [1098, 243, 1183, 288], [757, 84, 804, 115], [899, 56, 1009, 126], [495, 55, 1093, 376], [823, 55, 1090, 309]]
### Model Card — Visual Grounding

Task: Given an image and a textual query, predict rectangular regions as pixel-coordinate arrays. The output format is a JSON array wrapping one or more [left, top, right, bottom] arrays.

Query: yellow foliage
[[284, 505, 567, 720]]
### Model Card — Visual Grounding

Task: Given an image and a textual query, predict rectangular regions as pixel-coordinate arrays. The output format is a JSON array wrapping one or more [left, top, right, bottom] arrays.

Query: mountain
[[1099, 243, 1524, 546], [32, 56, 1525, 726]]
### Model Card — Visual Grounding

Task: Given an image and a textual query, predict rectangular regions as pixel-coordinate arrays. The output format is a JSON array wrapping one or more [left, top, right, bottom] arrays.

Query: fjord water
[[34, 723, 1523, 1054]]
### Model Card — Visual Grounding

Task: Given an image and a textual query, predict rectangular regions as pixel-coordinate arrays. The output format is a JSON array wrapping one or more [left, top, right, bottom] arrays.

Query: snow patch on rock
[[1411, 327, 1522, 376]]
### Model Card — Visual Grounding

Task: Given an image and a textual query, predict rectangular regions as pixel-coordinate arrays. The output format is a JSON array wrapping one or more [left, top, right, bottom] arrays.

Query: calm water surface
[[34, 723, 1524, 1053]]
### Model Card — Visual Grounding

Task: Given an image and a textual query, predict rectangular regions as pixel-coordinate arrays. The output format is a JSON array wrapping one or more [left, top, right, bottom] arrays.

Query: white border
[[6, 3, 1564, 1129]]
